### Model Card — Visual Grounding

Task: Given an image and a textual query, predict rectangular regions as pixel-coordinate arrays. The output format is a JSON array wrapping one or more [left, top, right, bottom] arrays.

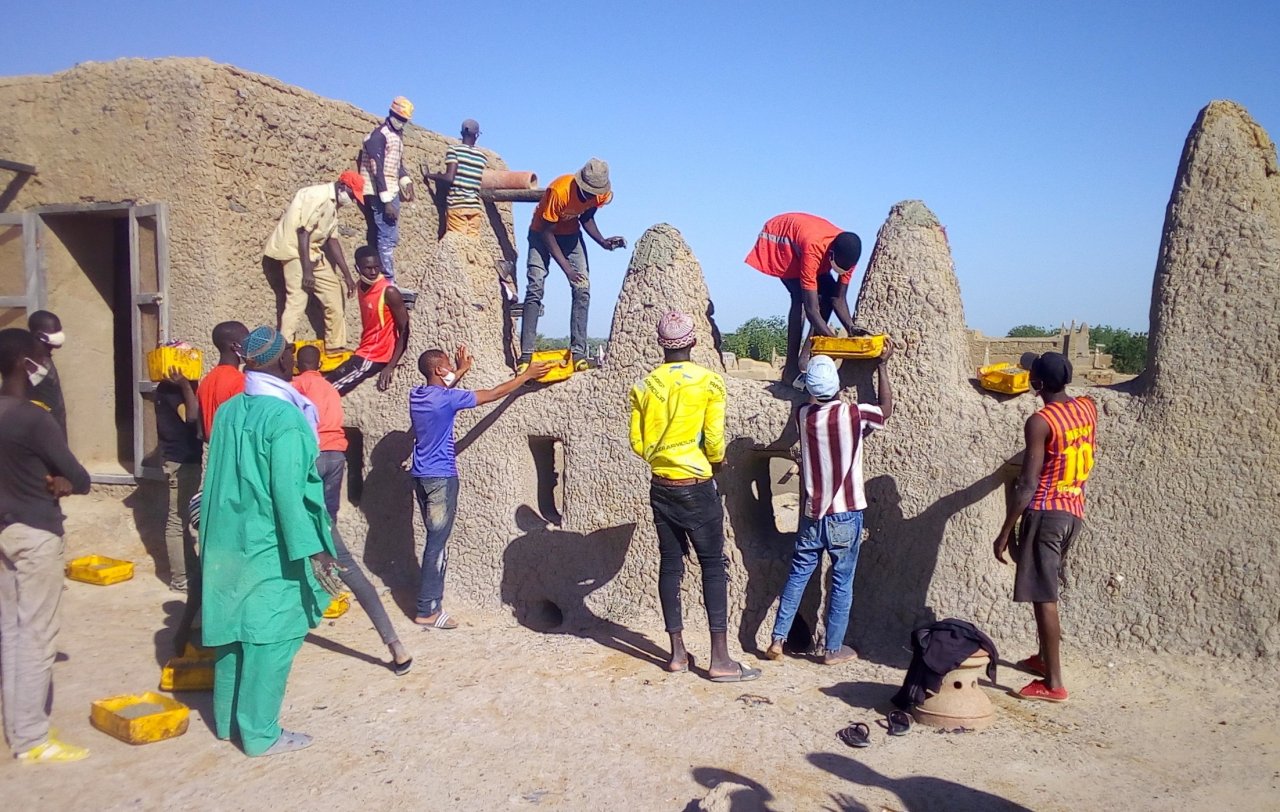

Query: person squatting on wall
[[0, 328, 92, 763], [324, 247, 410, 396], [360, 96, 416, 286], [264, 172, 363, 351], [200, 326, 343, 757], [993, 351, 1098, 704], [409, 347, 551, 630], [765, 348, 893, 665], [628, 311, 761, 683], [517, 158, 626, 372]]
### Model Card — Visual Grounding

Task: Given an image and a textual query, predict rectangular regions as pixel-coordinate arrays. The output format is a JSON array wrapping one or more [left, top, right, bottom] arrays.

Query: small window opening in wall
[[529, 436, 564, 526], [344, 427, 365, 505], [748, 454, 800, 535]]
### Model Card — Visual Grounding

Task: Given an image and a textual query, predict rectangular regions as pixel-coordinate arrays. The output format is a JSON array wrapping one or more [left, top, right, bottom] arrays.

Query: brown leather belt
[[651, 475, 709, 487]]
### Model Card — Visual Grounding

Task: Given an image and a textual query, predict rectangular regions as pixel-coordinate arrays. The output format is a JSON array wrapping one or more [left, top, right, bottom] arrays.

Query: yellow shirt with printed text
[[629, 362, 726, 480]]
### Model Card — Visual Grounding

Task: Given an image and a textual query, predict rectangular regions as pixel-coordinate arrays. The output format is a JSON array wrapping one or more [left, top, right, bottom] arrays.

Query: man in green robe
[[200, 325, 340, 757]]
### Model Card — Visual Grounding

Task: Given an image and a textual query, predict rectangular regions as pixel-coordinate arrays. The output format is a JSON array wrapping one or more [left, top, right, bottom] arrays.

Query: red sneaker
[[1017, 654, 1047, 676], [1018, 679, 1069, 703]]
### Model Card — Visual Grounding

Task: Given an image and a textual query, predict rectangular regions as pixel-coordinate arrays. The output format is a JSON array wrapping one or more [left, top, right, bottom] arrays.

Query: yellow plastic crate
[[147, 345, 203, 383], [291, 341, 351, 373], [323, 593, 351, 619], [90, 691, 190, 745], [159, 645, 215, 692], [531, 348, 574, 384], [66, 555, 134, 586], [978, 363, 1031, 394], [810, 334, 888, 359]]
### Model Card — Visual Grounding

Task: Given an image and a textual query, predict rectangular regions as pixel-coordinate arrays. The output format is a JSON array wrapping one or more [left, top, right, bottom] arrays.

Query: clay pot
[[911, 652, 996, 731], [480, 170, 538, 190]]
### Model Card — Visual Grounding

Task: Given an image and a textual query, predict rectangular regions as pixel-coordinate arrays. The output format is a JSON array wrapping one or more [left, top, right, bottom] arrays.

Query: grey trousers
[[163, 460, 201, 588], [519, 229, 591, 361], [0, 523, 64, 754], [316, 451, 399, 646]]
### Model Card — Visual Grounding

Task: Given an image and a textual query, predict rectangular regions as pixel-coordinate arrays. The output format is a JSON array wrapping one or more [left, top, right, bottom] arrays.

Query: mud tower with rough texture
[[2, 59, 1276, 660]]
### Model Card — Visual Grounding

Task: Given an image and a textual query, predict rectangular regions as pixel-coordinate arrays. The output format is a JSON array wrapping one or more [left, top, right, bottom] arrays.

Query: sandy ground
[[4, 492, 1278, 812]]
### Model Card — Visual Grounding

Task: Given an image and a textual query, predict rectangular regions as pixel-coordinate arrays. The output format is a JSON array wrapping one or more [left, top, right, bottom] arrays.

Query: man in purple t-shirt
[[410, 345, 549, 629]]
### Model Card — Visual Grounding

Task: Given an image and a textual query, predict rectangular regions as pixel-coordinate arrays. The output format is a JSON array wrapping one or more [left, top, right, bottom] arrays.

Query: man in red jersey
[[325, 247, 410, 396], [993, 352, 1098, 703], [198, 321, 249, 441]]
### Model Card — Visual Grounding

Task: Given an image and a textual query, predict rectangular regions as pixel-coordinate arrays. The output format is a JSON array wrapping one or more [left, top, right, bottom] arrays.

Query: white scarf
[[243, 371, 319, 438]]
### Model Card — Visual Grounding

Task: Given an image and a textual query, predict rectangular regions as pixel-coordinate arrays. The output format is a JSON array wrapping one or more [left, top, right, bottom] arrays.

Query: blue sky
[[4, 1, 1278, 337]]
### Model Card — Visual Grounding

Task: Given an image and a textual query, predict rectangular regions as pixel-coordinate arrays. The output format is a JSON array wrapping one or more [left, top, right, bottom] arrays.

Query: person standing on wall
[[155, 361, 202, 593], [26, 311, 67, 437], [517, 158, 626, 374], [423, 119, 488, 237], [197, 321, 249, 442], [265, 172, 363, 351], [409, 346, 550, 629], [993, 352, 1098, 703], [628, 312, 760, 683], [744, 213, 863, 386], [0, 328, 92, 763], [293, 345, 413, 675], [765, 349, 893, 665], [360, 96, 417, 287], [324, 247, 410, 396], [201, 326, 342, 757]]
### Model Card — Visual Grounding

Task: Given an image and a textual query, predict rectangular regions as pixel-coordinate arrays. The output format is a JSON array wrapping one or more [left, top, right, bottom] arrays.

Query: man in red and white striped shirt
[[766, 346, 894, 664]]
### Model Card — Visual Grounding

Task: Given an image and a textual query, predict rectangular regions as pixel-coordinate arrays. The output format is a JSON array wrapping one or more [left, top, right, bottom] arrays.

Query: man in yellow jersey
[[518, 158, 626, 372], [629, 312, 759, 683], [993, 352, 1098, 703]]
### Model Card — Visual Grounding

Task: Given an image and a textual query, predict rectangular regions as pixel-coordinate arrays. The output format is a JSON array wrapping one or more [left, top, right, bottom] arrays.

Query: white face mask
[[337, 190, 352, 207], [441, 371, 457, 387], [42, 331, 66, 348], [388, 116, 405, 132], [26, 358, 49, 387]]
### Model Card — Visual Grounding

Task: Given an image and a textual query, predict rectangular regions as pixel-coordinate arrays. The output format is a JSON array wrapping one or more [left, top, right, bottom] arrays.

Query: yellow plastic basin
[[65, 555, 135, 586], [90, 691, 190, 745], [810, 334, 888, 359]]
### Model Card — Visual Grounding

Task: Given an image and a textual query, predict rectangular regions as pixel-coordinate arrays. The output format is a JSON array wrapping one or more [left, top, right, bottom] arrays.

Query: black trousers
[[649, 479, 729, 633]]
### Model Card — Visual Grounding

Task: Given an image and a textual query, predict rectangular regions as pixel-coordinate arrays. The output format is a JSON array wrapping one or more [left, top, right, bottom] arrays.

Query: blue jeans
[[364, 196, 400, 283], [414, 476, 459, 617], [770, 510, 864, 653], [519, 229, 590, 361]]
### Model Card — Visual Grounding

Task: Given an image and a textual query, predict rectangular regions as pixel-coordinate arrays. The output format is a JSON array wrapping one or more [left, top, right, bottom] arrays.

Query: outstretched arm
[[581, 209, 626, 251], [473, 361, 552, 405]]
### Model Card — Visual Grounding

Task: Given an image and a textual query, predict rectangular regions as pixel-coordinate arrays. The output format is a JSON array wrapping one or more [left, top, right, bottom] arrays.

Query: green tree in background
[[534, 334, 608, 355], [1006, 324, 1056, 338], [722, 316, 787, 362], [1089, 326, 1147, 374]]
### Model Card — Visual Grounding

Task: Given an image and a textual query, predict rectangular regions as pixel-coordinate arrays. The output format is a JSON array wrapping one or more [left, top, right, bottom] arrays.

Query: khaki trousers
[[0, 523, 64, 754], [278, 255, 348, 350]]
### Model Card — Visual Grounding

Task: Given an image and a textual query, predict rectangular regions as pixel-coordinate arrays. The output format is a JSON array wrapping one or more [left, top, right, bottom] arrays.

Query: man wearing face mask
[[264, 171, 363, 351], [324, 246, 410, 396], [26, 311, 67, 436], [359, 96, 417, 286], [408, 346, 550, 629], [0, 328, 92, 762], [744, 213, 863, 387]]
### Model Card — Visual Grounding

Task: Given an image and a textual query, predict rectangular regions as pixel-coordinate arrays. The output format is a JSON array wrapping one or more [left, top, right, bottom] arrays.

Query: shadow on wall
[[359, 430, 418, 616], [807, 752, 1034, 811], [501, 508, 669, 669], [854, 469, 1010, 666]]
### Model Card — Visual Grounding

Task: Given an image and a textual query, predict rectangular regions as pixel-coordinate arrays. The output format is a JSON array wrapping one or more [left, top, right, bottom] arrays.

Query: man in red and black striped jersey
[[994, 352, 1098, 703]]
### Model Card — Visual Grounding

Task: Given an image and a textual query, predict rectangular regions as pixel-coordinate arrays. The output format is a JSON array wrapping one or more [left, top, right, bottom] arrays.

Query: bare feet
[[765, 640, 784, 660], [823, 645, 858, 665], [665, 653, 691, 673], [666, 630, 689, 672]]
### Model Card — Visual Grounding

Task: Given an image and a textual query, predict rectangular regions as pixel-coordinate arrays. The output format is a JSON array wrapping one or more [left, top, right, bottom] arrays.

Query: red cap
[[338, 170, 366, 201]]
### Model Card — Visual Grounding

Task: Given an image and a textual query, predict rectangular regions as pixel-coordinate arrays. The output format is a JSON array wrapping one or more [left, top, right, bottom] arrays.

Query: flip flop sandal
[[838, 722, 871, 749], [417, 612, 458, 630], [392, 657, 414, 677], [709, 663, 762, 683], [887, 710, 912, 736]]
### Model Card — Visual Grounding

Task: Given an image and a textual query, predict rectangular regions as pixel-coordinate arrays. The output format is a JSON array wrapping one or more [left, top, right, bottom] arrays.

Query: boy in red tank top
[[325, 246, 410, 396], [993, 352, 1098, 703]]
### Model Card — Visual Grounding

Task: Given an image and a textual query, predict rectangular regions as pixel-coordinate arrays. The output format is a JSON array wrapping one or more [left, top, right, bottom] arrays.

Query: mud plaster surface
[[2, 62, 1277, 663]]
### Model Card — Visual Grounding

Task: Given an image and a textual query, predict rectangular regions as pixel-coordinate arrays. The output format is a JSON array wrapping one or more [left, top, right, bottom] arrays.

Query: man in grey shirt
[[0, 328, 91, 763]]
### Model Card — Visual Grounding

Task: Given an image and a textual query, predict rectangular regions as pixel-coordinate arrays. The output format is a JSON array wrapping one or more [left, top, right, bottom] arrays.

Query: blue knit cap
[[242, 326, 286, 365]]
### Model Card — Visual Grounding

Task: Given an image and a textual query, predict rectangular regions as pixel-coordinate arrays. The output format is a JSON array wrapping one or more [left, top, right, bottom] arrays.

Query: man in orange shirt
[[993, 352, 1098, 704], [745, 212, 863, 385], [517, 158, 626, 372], [325, 247, 410, 396], [197, 321, 249, 441], [293, 346, 413, 675]]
